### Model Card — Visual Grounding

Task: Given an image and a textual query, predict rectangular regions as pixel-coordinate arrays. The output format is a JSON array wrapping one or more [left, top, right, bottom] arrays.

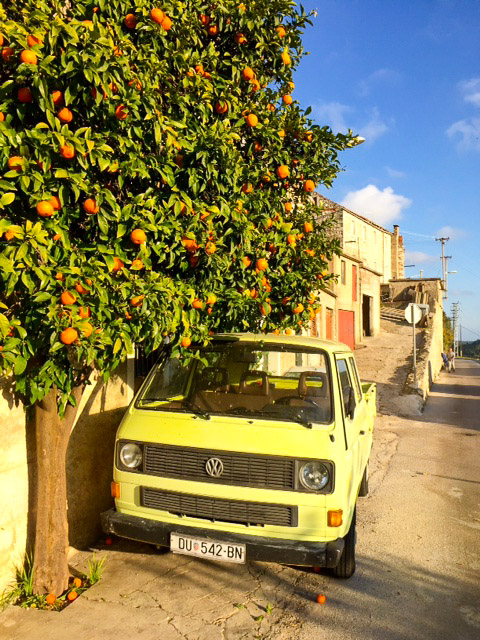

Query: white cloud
[[312, 102, 352, 134], [405, 250, 437, 264], [447, 79, 480, 151], [459, 78, 480, 107], [358, 108, 389, 143], [385, 166, 406, 178], [312, 103, 390, 143], [357, 68, 401, 97], [435, 226, 467, 241], [341, 184, 412, 226], [446, 117, 480, 151]]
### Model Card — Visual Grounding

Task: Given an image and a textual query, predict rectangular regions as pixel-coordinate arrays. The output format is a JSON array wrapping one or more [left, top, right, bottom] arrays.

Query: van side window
[[337, 358, 353, 418], [348, 356, 362, 400]]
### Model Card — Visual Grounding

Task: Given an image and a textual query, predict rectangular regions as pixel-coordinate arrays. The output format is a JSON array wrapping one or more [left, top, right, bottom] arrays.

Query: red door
[[338, 310, 355, 350]]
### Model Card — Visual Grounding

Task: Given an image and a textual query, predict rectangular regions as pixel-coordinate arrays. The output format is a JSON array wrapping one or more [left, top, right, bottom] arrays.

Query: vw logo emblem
[[205, 457, 224, 477]]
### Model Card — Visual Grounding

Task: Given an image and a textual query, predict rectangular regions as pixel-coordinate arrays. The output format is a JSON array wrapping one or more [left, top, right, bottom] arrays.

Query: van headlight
[[299, 461, 330, 491], [119, 443, 143, 469]]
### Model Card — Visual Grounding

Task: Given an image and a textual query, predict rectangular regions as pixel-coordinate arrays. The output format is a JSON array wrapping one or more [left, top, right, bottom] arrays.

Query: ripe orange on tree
[[58, 107, 73, 123], [20, 50, 37, 65], [124, 14, 137, 29], [161, 15, 173, 30], [131, 259, 144, 270], [8, 156, 24, 172], [75, 283, 89, 294], [130, 295, 144, 307], [78, 307, 90, 318], [276, 165, 289, 179], [200, 15, 210, 26], [61, 291, 77, 305], [27, 34, 43, 47], [246, 114, 259, 128], [276, 25, 287, 37], [293, 303, 304, 314], [80, 322, 93, 337], [242, 183, 253, 194], [205, 241, 217, 255], [60, 328, 78, 345], [243, 67, 255, 80], [304, 221, 313, 233], [0, 112, 4, 122], [207, 25, 218, 36], [281, 51, 291, 65], [181, 337, 191, 348], [83, 198, 99, 214], [150, 8, 164, 24], [60, 144, 75, 159], [36, 201, 54, 217], [256, 258, 268, 271], [115, 104, 127, 120], [112, 257, 124, 271], [49, 197, 62, 213], [283, 94, 293, 105], [131, 229, 146, 245], [242, 256, 251, 267], [250, 78, 260, 92], [304, 179, 315, 192], [182, 236, 198, 252], [17, 87, 33, 103], [235, 33, 246, 44], [284, 202, 293, 212], [215, 101, 228, 114], [192, 298, 203, 310], [287, 234, 296, 246]]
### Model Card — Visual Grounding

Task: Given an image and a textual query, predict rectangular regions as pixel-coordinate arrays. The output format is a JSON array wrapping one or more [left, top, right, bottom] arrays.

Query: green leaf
[[113, 337, 122, 354], [14, 356, 28, 376], [0, 193, 15, 206]]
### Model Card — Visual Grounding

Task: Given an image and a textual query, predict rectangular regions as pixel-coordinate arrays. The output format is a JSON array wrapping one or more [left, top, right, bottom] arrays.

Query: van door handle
[[360, 430, 365, 435]]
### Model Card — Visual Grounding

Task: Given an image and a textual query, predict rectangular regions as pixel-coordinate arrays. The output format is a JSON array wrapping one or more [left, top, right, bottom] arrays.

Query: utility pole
[[451, 302, 460, 356], [444, 255, 452, 301], [436, 236, 449, 302]]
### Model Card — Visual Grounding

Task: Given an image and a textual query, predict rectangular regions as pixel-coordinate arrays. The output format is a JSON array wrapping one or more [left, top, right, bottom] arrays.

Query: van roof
[[211, 332, 353, 354]]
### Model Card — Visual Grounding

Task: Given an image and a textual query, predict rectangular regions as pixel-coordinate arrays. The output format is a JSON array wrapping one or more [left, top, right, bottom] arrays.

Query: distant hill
[[461, 339, 480, 358]]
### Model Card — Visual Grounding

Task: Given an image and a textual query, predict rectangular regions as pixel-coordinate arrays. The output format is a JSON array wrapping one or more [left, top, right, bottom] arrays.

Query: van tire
[[358, 465, 369, 497], [332, 508, 356, 579]]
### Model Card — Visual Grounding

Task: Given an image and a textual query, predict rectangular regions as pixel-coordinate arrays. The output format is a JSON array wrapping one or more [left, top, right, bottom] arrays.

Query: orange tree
[[0, 0, 357, 593]]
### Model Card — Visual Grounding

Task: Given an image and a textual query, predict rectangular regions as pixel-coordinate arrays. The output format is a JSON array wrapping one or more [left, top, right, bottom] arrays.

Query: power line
[[460, 324, 480, 340], [401, 230, 437, 239]]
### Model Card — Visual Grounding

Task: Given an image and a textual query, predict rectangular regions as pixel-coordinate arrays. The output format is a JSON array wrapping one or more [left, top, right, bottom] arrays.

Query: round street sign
[[405, 303, 423, 324]]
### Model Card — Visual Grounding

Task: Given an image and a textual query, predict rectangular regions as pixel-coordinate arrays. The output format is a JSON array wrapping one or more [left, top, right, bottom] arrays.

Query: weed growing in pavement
[[87, 553, 107, 585], [0, 552, 107, 611]]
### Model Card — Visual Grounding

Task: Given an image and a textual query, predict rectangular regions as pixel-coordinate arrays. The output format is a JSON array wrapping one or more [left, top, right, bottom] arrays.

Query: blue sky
[[294, 0, 480, 340]]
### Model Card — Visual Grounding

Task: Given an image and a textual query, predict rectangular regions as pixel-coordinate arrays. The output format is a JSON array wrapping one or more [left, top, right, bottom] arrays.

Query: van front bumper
[[101, 508, 344, 568]]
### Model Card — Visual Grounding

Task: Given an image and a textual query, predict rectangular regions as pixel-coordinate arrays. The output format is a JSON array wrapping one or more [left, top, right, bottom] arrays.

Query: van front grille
[[143, 443, 295, 491], [141, 487, 297, 527]]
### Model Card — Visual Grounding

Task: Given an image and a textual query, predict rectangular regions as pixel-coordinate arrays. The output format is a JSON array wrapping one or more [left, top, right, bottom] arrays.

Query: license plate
[[170, 533, 246, 564]]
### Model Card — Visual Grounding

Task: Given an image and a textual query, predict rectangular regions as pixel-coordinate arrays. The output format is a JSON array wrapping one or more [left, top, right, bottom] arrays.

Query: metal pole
[[412, 306, 417, 387], [436, 237, 449, 302]]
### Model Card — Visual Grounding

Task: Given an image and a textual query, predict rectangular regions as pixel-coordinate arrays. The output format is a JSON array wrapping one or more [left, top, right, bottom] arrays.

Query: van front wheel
[[332, 508, 356, 579]]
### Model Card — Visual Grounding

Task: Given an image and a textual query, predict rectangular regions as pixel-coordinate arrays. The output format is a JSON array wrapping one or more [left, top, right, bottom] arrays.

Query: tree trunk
[[32, 385, 83, 595]]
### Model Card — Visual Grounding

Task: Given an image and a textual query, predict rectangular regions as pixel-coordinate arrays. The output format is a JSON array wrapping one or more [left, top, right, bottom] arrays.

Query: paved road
[[2, 361, 480, 640]]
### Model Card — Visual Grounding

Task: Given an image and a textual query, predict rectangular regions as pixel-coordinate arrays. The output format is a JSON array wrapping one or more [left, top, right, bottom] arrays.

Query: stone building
[[310, 194, 406, 349]]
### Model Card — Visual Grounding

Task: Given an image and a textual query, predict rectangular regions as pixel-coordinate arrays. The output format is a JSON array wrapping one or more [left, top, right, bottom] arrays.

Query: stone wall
[[0, 356, 134, 592]]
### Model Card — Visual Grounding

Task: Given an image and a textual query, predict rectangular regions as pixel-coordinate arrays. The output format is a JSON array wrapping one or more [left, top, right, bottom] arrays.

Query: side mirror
[[347, 387, 356, 420]]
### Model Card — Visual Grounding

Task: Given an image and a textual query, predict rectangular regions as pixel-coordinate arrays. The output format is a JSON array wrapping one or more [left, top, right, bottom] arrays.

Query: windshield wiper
[[181, 401, 211, 420], [261, 408, 313, 429]]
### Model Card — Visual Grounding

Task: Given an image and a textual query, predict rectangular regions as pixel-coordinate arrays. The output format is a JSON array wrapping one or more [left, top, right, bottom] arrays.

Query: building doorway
[[338, 310, 355, 350], [362, 295, 373, 336]]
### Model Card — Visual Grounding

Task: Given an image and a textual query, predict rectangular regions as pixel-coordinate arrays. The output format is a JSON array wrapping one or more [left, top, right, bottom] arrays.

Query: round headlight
[[120, 443, 143, 469], [299, 461, 330, 491]]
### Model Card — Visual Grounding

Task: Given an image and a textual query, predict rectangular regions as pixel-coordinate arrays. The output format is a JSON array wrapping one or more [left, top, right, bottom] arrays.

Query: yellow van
[[102, 333, 376, 578]]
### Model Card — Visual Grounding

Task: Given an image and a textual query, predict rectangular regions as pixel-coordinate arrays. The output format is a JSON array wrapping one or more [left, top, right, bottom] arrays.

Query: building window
[[341, 260, 346, 285]]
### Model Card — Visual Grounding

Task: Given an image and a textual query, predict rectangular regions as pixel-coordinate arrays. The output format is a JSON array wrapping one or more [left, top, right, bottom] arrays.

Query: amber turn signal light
[[327, 509, 343, 527], [111, 481, 120, 499]]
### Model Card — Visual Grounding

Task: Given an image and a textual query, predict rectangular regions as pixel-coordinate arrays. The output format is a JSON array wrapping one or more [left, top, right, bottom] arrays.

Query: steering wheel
[[274, 396, 318, 406]]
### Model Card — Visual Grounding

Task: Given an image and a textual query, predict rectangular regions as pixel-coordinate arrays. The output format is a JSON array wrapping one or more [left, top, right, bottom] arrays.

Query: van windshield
[[137, 342, 333, 425]]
